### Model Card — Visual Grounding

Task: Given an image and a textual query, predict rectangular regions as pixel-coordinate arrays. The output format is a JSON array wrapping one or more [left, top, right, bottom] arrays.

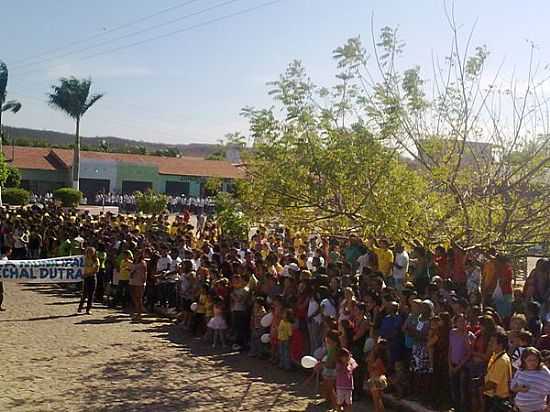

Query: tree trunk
[[72, 117, 80, 190]]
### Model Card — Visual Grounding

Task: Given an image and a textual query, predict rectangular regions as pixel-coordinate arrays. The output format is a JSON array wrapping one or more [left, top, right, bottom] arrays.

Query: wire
[[10, 0, 203, 66], [11, 0, 283, 80], [12, 0, 242, 71]]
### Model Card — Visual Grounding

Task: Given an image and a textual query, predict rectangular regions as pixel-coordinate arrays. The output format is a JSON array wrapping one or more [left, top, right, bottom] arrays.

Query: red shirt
[[451, 250, 466, 284], [496, 264, 513, 295], [434, 255, 449, 278]]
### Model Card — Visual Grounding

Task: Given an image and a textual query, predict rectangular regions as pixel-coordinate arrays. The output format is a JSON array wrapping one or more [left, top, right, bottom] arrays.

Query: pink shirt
[[336, 358, 358, 390]]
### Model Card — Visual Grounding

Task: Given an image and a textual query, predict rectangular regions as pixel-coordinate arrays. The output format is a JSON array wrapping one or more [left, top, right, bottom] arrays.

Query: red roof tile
[[1, 146, 65, 171], [9, 146, 243, 179]]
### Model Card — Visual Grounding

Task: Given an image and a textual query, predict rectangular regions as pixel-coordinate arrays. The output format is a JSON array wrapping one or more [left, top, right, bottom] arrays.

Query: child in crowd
[[426, 316, 440, 372], [319, 329, 341, 410], [511, 330, 533, 370], [277, 308, 293, 370], [193, 283, 209, 336], [335, 348, 358, 412], [230, 275, 249, 351], [207, 298, 227, 348], [509, 313, 528, 354], [270, 295, 283, 364], [366, 339, 388, 412], [249, 297, 267, 357], [526, 301, 543, 339]]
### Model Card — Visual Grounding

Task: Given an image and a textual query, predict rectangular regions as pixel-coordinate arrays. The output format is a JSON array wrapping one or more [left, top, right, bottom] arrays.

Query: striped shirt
[[511, 367, 550, 412]]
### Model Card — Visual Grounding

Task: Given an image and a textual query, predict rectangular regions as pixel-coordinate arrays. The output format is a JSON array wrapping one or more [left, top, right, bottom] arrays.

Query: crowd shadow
[[128, 322, 326, 411], [19, 284, 328, 411], [0, 313, 81, 323]]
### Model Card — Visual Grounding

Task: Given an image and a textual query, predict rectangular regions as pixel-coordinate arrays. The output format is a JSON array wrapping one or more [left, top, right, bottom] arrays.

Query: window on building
[[121, 180, 153, 194], [165, 181, 190, 196]]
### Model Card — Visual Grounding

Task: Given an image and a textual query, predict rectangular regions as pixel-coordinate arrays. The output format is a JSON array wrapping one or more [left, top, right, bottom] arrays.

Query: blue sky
[[1, 0, 548, 145]]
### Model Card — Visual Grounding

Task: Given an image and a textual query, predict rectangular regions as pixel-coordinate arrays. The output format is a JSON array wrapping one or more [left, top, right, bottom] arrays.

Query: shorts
[[336, 389, 353, 406]]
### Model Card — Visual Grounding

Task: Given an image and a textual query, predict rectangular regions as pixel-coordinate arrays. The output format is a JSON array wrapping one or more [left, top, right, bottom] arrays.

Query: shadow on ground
[[18, 284, 329, 411]]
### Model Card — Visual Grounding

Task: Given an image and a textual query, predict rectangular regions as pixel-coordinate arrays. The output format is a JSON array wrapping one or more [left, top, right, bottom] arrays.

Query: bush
[[3, 187, 30, 205], [53, 187, 82, 207], [4, 166, 21, 188], [215, 192, 249, 241], [135, 190, 167, 215]]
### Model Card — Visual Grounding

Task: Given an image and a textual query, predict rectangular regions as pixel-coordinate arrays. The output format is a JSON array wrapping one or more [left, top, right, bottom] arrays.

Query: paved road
[[0, 283, 327, 412]]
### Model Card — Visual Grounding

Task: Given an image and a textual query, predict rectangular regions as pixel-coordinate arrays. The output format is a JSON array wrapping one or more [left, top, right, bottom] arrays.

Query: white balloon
[[313, 346, 326, 360], [363, 337, 375, 353], [190, 302, 198, 312], [260, 333, 271, 344], [260, 312, 273, 328], [301, 355, 318, 369]]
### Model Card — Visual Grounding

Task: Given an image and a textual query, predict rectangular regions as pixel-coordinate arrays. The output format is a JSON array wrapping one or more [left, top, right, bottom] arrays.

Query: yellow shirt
[[373, 246, 394, 277], [277, 319, 293, 342], [482, 260, 496, 295], [169, 224, 178, 236], [84, 257, 99, 277], [119, 259, 133, 281], [484, 351, 512, 398], [205, 296, 214, 318], [197, 293, 208, 314]]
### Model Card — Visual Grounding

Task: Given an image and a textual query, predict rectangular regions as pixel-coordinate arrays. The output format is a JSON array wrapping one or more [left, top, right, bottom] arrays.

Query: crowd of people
[[93, 193, 216, 214], [1, 203, 550, 412]]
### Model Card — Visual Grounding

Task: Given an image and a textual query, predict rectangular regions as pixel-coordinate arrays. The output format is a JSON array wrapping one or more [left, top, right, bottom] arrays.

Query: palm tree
[[48, 77, 103, 190], [0, 60, 22, 207]]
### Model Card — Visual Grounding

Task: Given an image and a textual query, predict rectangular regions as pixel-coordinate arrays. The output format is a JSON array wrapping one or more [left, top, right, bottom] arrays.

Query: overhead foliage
[[240, 60, 434, 241], [239, 19, 550, 253]]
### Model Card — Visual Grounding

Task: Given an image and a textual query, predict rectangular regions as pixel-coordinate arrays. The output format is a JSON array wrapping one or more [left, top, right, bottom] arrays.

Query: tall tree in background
[[241, 61, 432, 239], [48, 77, 103, 190], [0, 60, 22, 206], [330, 18, 550, 253], [240, 17, 550, 254]]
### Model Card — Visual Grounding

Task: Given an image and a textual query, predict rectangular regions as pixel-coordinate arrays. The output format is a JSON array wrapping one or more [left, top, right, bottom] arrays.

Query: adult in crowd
[[78, 246, 99, 315]]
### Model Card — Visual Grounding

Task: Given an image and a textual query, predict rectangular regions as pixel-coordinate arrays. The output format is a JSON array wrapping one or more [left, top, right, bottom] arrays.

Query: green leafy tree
[[327, 22, 550, 252], [204, 177, 223, 196], [0, 60, 22, 206], [215, 192, 250, 242], [240, 60, 432, 240], [4, 165, 21, 188], [53, 187, 83, 207], [0, 154, 8, 188], [135, 190, 167, 215], [48, 77, 103, 190], [240, 21, 550, 253]]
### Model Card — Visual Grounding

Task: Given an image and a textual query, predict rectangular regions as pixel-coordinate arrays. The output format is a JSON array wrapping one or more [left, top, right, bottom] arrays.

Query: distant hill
[[2, 126, 218, 158]]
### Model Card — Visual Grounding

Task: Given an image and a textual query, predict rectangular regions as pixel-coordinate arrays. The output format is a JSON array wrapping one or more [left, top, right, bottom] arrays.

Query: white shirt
[[307, 298, 322, 324], [156, 255, 173, 272], [357, 253, 371, 275], [320, 298, 337, 318], [306, 255, 325, 272], [392, 251, 410, 279]]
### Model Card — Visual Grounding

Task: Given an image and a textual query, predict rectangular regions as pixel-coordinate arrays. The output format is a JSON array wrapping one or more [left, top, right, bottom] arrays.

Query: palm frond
[[2, 100, 22, 113], [83, 93, 104, 114], [48, 77, 101, 119]]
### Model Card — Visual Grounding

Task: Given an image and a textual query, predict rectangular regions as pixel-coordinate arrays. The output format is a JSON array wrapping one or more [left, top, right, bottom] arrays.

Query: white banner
[[0, 256, 85, 283]]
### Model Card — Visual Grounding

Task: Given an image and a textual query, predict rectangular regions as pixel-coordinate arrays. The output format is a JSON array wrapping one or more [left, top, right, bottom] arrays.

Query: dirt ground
[[0, 283, 330, 412]]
